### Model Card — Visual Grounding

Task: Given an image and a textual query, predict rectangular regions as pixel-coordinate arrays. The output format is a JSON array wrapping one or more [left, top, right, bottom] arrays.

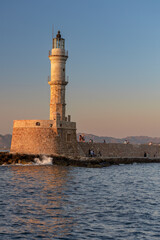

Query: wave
[[34, 155, 53, 165]]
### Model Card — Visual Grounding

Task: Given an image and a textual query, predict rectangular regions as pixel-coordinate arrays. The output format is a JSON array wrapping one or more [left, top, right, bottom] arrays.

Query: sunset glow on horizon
[[1, 0, 160, 138]]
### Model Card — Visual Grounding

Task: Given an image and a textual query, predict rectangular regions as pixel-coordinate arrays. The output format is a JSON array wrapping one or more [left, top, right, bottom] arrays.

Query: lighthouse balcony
[[49, 49, 68, 58], [48, 51, 68, 57], [48, 80, 68, 86]]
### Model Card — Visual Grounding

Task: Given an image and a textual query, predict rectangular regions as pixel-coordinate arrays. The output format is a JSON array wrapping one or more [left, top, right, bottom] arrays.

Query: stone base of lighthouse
[[10, 117, 78, 157]]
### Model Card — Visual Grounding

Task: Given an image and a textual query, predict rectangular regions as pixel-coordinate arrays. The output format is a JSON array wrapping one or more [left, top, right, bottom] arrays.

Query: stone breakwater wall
[[78, 142, 160, 157]]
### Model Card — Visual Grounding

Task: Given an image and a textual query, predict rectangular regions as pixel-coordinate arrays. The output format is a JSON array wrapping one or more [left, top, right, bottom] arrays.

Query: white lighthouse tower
[[48, 31, 68, 121]]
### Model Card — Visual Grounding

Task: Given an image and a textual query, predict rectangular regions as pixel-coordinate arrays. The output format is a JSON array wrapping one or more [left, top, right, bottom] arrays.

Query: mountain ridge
[[77, 133, 160, 144], [0, 134, 12, 149]]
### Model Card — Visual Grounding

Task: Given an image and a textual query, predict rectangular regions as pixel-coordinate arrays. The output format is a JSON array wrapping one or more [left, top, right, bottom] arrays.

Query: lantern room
[[52, 30, 65, 49]]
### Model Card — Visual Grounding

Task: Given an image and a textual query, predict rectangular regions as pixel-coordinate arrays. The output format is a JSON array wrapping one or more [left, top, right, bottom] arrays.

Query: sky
[[1, 0, 160, 138]]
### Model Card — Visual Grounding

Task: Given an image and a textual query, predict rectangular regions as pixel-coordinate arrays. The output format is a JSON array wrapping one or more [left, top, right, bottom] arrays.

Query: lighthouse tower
[[47, 30, 78, 155], [48, 31, 68, 121], [10, 30, 78, 156]]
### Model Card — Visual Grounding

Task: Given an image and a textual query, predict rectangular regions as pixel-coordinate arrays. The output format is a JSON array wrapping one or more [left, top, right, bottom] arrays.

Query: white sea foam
[[34, 155, 53, 165]]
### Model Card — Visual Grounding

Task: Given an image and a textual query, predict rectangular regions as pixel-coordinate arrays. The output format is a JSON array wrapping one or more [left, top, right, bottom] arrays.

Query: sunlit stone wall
[[78, 142, 160, 158], [11, 120, 78, 156]]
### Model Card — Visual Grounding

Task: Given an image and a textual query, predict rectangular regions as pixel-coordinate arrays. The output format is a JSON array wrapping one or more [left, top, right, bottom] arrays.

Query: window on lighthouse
[[56, 40, 60, 48], [67, 134, 71, 142]]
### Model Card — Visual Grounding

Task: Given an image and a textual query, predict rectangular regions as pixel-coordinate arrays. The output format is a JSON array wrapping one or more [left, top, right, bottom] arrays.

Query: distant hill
[[0, 134, 12, 149], [77, 133, 160, 144]]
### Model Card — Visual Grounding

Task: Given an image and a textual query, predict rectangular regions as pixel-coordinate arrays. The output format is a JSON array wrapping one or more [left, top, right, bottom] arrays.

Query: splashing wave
[[34, 155, 53, 165]]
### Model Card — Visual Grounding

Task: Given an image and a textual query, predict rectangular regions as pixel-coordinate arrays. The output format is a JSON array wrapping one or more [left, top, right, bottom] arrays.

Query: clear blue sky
[[1, 0, 160, 137]]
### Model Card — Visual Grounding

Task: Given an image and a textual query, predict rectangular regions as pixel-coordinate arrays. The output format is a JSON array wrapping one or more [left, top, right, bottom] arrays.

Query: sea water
[[0, 161, 160, 239]]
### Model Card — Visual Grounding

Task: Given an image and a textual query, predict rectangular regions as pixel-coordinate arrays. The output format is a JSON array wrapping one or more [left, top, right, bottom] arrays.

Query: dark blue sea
[[0, 161, 160, 239]]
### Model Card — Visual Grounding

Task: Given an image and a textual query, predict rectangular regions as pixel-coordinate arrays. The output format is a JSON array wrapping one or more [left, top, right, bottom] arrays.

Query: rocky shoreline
[[1, 152, 160, 167]]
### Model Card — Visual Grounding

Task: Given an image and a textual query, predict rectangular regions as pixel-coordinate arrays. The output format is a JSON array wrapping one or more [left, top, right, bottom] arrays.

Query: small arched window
[[36, 122, 40, 126]]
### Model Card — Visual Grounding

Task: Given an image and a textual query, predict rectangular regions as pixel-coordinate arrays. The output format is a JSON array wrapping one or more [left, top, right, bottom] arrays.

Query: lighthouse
[[10, 30, 78, 156], [48, 31, 68, 121]]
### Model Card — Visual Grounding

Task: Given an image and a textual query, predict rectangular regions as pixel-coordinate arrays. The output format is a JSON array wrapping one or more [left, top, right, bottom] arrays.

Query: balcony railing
[[48, 76, 69, 84], [48, 50, 68, 57]]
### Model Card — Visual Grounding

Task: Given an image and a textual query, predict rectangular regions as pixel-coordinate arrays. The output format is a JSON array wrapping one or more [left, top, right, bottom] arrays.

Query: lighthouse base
[[10, 120, 78, 157]]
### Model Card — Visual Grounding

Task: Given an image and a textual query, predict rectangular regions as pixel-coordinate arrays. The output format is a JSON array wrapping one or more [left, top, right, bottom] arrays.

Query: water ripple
[[0, 163, 160, 239]]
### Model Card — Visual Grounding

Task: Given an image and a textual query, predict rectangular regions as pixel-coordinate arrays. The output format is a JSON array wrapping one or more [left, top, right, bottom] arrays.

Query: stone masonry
[[78, 142, 160, 158]]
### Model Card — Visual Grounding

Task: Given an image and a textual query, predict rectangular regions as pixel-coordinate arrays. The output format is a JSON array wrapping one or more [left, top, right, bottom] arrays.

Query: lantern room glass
[[53, 38, 65, 49]]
